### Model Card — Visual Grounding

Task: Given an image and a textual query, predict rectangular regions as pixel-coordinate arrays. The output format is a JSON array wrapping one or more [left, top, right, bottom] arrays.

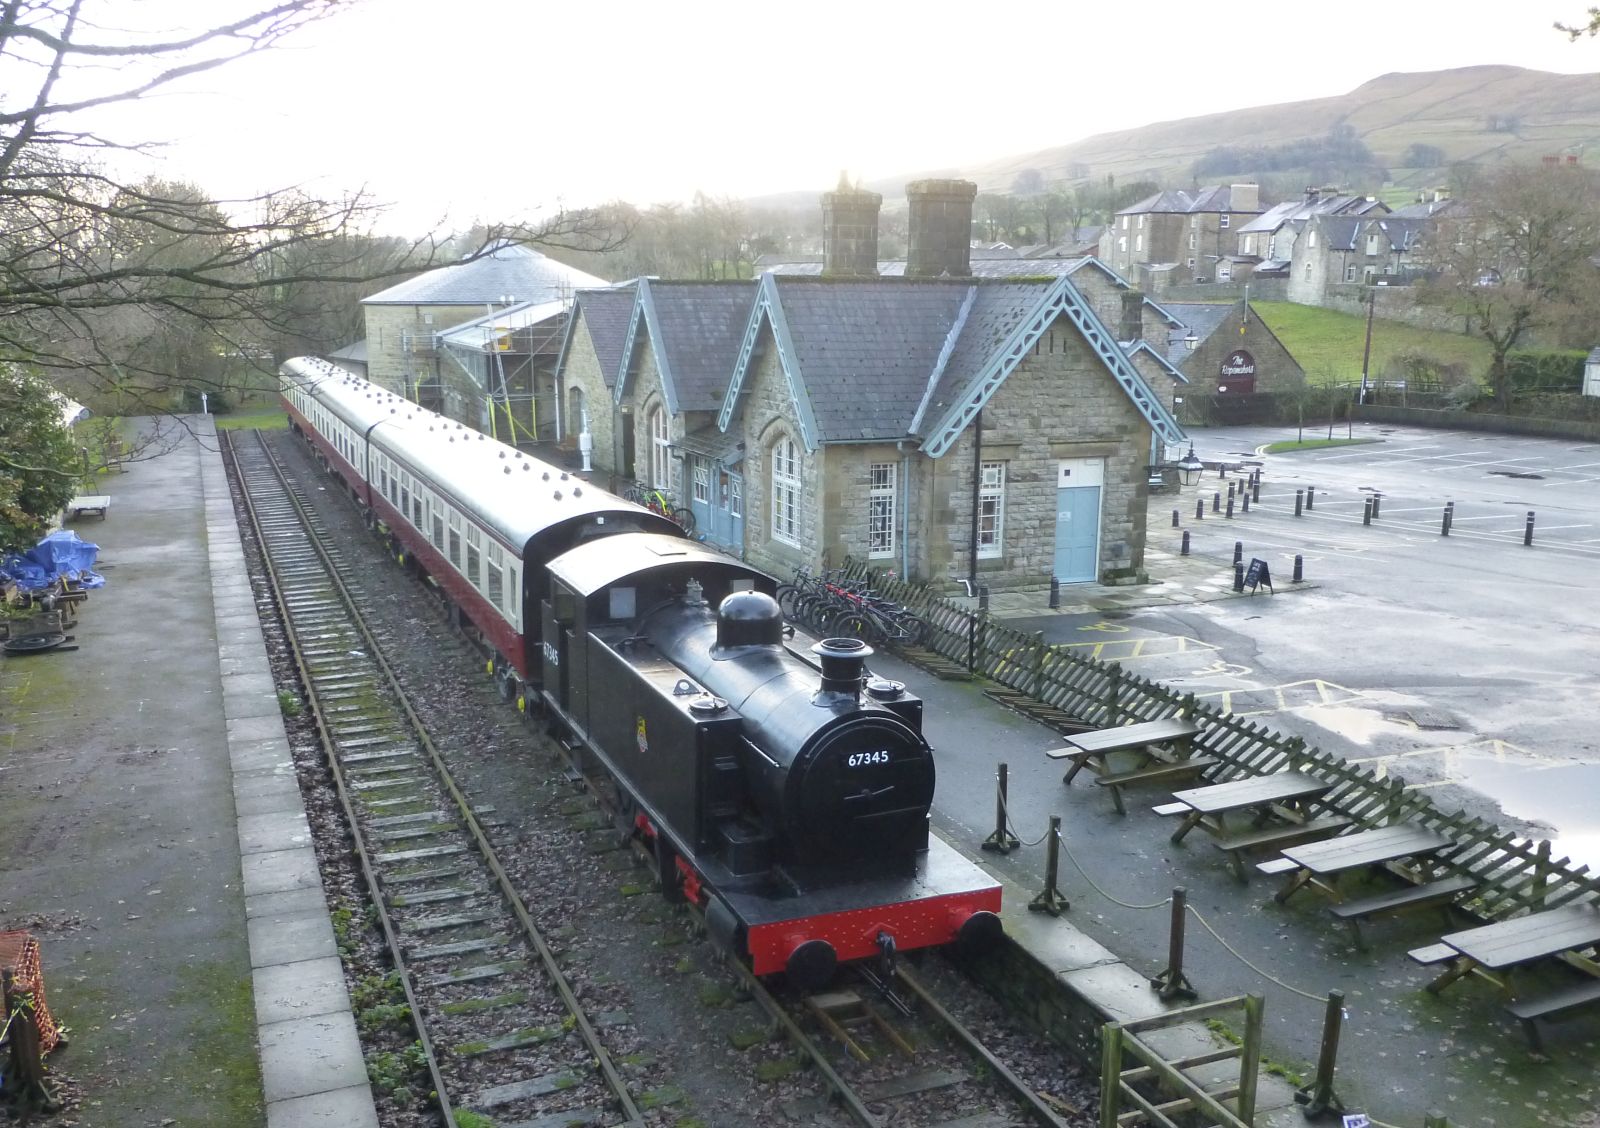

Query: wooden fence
[[841, 559, 1600, 922]]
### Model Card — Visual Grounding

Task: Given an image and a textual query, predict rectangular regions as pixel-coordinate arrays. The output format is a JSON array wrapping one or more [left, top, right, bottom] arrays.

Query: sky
[[86, 0, 1600, 235]]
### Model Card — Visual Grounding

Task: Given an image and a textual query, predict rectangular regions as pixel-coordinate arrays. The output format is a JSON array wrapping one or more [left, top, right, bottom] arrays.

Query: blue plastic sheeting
[[1, 530, 106, 591]]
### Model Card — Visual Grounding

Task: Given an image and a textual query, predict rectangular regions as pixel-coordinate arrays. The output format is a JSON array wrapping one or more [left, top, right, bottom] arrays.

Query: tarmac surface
[[2, 418, 1595, 1128]]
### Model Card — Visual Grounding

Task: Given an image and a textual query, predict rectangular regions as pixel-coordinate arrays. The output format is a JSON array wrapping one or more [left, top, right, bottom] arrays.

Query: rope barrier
[[995, 789, 1057, 848], [1185, 905, 1326, 1001], [1052, 828, 1173, 911]]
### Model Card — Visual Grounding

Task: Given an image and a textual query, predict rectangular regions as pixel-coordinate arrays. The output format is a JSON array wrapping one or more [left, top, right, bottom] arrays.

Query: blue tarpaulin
[[1, 530, 106, 591]]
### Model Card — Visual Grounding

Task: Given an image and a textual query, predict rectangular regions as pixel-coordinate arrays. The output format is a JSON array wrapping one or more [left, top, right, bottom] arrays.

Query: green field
[[1253, 300, 1489, 385]]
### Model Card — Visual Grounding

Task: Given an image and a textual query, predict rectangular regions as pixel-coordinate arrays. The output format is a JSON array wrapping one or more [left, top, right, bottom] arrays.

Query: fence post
[[982, 763, 1021, 854], [1151, 889, 1197, 1001], [1030, 630, 1046, 696], [1294, 990, 1348, 1119], [1099, 1023, 1124, 1128], [1424, 1113, 1450, 1128], [1534, 839, 1552, 907], [1106, 663, 1122, 726], [1029, 816, 1069, 915], [966, 607, 978, 674]]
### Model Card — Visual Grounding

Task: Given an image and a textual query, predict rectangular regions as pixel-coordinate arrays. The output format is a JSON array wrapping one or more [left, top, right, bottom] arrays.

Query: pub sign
[[1218, 349, 1256, 395]]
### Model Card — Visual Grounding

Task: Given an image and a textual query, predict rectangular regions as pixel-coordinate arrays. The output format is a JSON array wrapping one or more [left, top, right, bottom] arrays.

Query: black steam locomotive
[[280, 357, 1002, 984]]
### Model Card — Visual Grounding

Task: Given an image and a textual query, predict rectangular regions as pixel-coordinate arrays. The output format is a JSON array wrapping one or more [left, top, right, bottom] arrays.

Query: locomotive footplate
[[710, 835, 1002, 977]]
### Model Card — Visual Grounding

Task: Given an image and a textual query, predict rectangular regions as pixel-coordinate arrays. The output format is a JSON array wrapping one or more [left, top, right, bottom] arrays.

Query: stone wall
[[560, 318, 618, 478], [363, 303, 479, 396], [1354, 404, 1600, 441], [730, 342, 822, 580]]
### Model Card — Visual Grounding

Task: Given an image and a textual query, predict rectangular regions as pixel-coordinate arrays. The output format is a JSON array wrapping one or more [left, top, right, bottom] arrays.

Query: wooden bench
[[1408, 942, 1457, 966], [1327, 874, 1478, 949], [1505, 979, 1600, 1053], [1152, 801, 1190, 818], [1046, 716, 1201, 787], [1094, 756, 1217, 815], [1255, 857, 1299, 877], [1211, 816, 1351, 882]]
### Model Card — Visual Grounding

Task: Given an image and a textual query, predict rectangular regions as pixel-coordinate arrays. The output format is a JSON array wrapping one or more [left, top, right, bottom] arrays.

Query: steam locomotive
[[279, 357, 1002, 985]]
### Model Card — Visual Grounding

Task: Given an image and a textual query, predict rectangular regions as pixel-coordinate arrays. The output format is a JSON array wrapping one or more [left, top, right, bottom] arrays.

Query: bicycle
[[623, 481, 696, 535]]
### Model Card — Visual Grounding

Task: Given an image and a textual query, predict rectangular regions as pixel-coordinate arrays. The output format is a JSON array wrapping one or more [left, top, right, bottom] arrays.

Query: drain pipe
[[968, 407, 982, 591], [896, 440, 911, 580]]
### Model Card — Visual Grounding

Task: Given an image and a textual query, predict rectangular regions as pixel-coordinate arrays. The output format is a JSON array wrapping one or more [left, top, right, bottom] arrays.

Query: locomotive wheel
[[495, 665, 518, 703]]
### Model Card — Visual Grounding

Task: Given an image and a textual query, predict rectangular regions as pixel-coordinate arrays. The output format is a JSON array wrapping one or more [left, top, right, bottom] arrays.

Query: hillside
[[886, 66, 1600, 197]]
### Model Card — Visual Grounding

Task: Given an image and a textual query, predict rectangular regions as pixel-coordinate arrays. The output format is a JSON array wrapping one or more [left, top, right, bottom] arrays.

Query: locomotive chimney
[[812, 637, 874, 705], [906, 178, 977, 278], [822, 179, 883, 278]]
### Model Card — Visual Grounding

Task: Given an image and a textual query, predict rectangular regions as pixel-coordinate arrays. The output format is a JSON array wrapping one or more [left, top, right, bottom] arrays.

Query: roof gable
[[639, 281, 758, 413]]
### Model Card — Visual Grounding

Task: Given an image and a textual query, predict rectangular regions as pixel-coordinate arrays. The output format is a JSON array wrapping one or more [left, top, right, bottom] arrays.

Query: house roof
[[565, 284, 637, 390], [1236, 193, 1387, 235], [362, 241, 608, 306], [1161, 303, 1235, 365], [620, 280, 758, 414], [1117, 185, 1260, 217], [719, 275, 1184, 454]]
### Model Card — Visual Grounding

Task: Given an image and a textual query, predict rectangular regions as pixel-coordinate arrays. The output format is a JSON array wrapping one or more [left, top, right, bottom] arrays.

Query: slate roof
[[1117, 185, 1260, 216], [1390, 197, 1458, 219], [638, 281, 759, 413], [571, 285, 637, 390], [1236, 194, 1387, 235], [1161, 303, 1235, 365], [1317, 216, 1364, 251], [914, 283, 1058, 439], [363, 241, 608, 305]]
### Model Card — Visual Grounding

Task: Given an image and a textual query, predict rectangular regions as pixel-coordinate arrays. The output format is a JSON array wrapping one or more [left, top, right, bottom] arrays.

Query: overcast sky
[[116, 0, 1600, 235]]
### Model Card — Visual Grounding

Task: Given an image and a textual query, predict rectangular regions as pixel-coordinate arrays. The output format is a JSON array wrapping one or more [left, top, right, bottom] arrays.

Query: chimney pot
[[906, 179, 978, 278], [822, 187, 883, 277]]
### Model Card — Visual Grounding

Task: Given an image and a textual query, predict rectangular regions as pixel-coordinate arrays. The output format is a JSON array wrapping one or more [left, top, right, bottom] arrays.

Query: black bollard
[[1028, 816, 1069, 915], [1363, 498, 1372, 526], [1306, 486, 1315, 510], [1442, 501, 1453, 536], [1181, 530, 1191, 556], [1171, 508, 1180, 528], [1241, 492, 1250, 513], [1252, 477, 1261, 502], [1195, 499, 1204, 521], [1150, 889, 1198, 1001], [1293, 554, 1304, 583], [1212, 491, 1221, 513], [1371, 494, 1381, 518], [1524, 510, 1535, 546], [1233, 540, 1243, 565], [1233, 562, 1245, 592], [1227, 481, 1237, 500], [1225, 496, 1234, 518], [1294, 488, 1304, 517], [982, 763, 1021, 854], [1049, 574, 1060, 609]]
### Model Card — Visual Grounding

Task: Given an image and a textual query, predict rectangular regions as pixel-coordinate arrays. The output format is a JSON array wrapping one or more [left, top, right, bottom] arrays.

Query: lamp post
[[1359, 280, 1386, 405]]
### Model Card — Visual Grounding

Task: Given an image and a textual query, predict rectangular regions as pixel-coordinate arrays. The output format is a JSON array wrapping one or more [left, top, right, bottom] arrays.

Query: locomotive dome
[[716, 590, 782, 650]]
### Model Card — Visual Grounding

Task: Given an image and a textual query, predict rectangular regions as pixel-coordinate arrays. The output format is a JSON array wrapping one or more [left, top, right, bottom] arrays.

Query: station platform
[[0, 419, 375, 1128], [0, 424, 1530, 1128]]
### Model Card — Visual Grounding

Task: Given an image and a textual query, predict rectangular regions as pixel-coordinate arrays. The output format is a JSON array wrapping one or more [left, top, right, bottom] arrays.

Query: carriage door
[[1054, 458, 1104, 584]]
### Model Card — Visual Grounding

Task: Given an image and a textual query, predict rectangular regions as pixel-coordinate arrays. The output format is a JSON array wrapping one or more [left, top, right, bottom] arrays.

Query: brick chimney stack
[[906, 179, 977, 278], [822, 184, 883, 277]]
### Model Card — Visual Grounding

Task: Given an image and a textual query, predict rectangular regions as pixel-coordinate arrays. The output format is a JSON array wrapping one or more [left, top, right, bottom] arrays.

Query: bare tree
[[1415, 162, 1600, 410]]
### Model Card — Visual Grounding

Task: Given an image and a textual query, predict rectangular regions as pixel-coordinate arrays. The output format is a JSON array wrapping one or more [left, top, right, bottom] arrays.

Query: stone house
[[1286, 214, 1432, 306], [1232, 188, 1387, 280], [1161, 301, 1306, 424], [361, 241, 606, 434], [1098, 185, 1264, 289], [550, 283, 636, 471]]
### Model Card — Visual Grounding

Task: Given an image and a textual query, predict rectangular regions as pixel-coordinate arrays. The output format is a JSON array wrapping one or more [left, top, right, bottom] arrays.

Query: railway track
[[226, 430, 646, 1128]]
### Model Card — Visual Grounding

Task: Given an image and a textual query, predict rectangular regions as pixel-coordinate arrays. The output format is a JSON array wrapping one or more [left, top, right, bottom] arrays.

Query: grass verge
[[1262, 438, 1380, 453]]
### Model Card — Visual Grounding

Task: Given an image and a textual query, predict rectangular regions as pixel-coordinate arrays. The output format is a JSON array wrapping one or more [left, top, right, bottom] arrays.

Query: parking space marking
[[1194, 678, 1366, 717], [1055, 634, 1220, 662], [1347, 738, 1543, 787]]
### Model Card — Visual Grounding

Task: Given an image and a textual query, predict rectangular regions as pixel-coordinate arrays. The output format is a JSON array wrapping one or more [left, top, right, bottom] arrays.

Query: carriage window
[[432, 508, 444, 550], [400, 473, 411, 520], [465, 525, 482, 589], [448, 510, 462, 568], [506, 563, 520, 626], [486, 541, 504, 607]]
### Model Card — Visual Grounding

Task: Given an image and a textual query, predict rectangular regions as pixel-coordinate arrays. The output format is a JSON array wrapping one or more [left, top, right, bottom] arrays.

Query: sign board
[[1218, 349, 1257, 395], [1244, 557, 1272, 593], [1342, 1115, 1371, 1128]]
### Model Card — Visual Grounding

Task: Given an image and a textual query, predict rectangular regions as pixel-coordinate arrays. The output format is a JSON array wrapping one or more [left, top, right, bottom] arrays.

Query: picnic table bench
[[1425, 902, 1600, 998], [1506, 978, 1600, 1053], [65, 495, 110, 520], [1045, 716, 1206, 814], [1166, 770, 1340, 881]]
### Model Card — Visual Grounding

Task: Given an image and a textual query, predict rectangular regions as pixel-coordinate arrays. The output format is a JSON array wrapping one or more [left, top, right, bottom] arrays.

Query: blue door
[[689, 458, 714, 541], [1054, 458, 1103, 583]]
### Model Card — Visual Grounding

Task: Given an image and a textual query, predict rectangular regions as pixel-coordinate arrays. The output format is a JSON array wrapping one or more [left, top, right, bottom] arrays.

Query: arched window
[[649, 405, 671, 489], [771, 435, 801, 547]]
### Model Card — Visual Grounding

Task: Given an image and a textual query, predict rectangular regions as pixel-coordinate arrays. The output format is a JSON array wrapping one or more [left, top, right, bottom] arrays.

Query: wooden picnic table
[[1168, 771, 1331, 845], [1272, 824, 1452, 905], [1045, 716, 1209, 814], [1426, 903, 1600, 996]]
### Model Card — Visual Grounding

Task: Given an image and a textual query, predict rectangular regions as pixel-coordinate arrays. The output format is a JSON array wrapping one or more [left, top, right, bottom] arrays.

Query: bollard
[[1233, 562, 1245, 592], [1241, 491, 1249, 513], [1424, 1114, 1450, 1128], [1371, 493, 1381, 518], [1233, 540, 1243, 565], [1306, 486, 1315, 510], [1363, 498, 1372, 526], [1171, 508, 1180, 528], [1028, 816, 1069, 915], [1227, 481, 1236, 500], [1293, 554, 1304, 583], [1252, 477, 1261, 502], [1151, 889, 1197, 1001], [1524, 510, 1535, 546], [1294, 488, 1304, 517], [1442, 500, 1454, 536], [1225, 496, 1234, 519], [982, 763, 1021, 854], [1048, 574, 1060, 609], [1294, 989, 1348, 1117], [1180, 530, 1190, 556], [1195, 499, 1204, 521], [1212, 491, 1221, 513]]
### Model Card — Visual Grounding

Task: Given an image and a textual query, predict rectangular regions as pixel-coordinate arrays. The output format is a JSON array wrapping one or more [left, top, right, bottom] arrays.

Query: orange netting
[[0, 930, 62, 1055]]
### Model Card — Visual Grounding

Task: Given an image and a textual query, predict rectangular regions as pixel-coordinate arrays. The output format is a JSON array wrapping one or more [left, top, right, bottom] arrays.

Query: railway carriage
[[279, 356, 1002, 986]]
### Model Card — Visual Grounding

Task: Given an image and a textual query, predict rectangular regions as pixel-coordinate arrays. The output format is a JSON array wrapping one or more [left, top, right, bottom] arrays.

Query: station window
[[977, 461, 1006, 559], [771, 435, 801, 547], [693, 461, 709, 504], [650, 406, 671, 490], [868, 462, 896, 559]]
